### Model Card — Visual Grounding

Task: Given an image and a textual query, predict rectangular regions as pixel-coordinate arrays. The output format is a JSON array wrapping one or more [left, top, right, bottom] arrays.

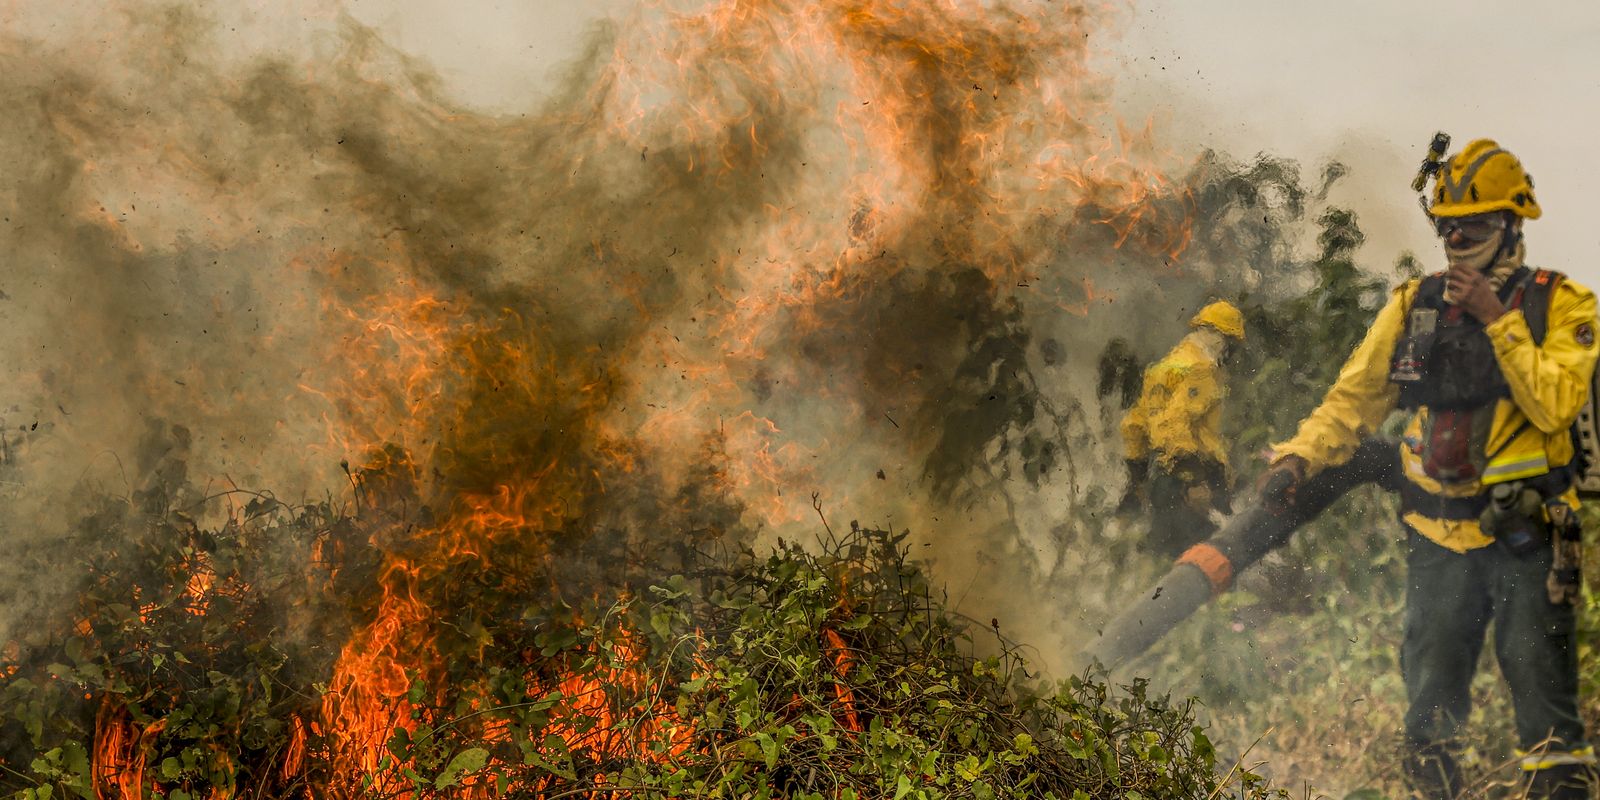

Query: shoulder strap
[[1509, 266, 1596, 494], [1520, 268, 1563, 345]]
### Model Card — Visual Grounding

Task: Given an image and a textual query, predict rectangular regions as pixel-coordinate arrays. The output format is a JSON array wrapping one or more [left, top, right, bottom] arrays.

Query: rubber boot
[[1523, 763, 1595, 800], [1402, 742, 1464, 800]]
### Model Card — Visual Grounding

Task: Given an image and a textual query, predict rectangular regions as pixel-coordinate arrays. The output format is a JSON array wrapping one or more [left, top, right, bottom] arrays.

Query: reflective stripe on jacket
[[1121, 333, 1229, 471], [1273, 274, 1599, 552]]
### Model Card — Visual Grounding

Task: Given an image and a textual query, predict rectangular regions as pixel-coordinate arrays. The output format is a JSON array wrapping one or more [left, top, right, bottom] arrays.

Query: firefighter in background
[[1258, 140, 1597, 799], [1119, 301, 1244, 557]]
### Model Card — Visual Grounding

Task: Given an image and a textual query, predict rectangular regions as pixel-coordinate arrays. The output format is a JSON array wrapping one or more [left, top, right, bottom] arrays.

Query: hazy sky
[[8, 0, 1597, 283], [332, 0, 1600, 286], [1110, 1, 1600, 286]]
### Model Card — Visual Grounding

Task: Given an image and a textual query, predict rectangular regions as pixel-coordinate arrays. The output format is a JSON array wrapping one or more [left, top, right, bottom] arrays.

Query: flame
[[573, 0, 1197, 530], [305, 0, 1194, 791], [4, 0, 1212, 794], [309, 266, 620, 793], [92, 702, 163, 800], [545, 630, 695, 761], [320, 556, 439, 790], [281, 717, 308, 788], [821, 627, 861, 733]]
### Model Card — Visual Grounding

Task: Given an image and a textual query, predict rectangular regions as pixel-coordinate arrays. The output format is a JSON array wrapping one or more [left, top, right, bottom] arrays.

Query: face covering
[[1445, 228, 1503, 274], [1444, 228, 1525, 301]]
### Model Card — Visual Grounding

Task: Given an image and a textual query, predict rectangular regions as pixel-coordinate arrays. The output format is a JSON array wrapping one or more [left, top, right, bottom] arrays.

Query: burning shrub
[[0, 466, 1286, 799], [374, 522, 1284, 800], [0, 443, 345, 798], [0, 0, 1453, 796]]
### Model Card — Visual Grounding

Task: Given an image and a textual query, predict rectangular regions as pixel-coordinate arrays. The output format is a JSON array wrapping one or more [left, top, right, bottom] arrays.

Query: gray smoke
[[0, 1, 1338, 673]]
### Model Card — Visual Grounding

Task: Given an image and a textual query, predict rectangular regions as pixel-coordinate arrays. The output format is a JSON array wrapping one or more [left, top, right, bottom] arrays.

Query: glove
[[1255, 455, 1307, 507], [1183, 483, 1215, 514]]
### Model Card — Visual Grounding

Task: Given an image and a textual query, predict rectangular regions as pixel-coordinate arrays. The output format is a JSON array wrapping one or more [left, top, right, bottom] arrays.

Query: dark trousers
[[1402, 528, 1589, 797], [1146, 460, 1219, 558]]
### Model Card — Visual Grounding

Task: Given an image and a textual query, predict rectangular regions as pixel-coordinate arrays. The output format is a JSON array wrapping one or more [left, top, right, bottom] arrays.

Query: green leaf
[[386, 725, 412, 757], [839, 614, 872, 630], [59, 742, 92, 799], [955, 755, 982, 781], [521, 752, 577, 781], [538, 627, 580, 657], [1191, 728, 1215, 767], [755, 732, 778, 769], [892, 774, 912, 800], [434, 747, 489, 788], [650, 610, 675, 643]]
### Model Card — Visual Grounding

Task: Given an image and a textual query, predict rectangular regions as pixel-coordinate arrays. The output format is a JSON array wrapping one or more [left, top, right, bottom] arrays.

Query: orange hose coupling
[[1177, 542, 1234, 595]]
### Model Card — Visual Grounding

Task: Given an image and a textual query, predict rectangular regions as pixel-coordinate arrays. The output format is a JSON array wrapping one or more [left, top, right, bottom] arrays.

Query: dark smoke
[[0, 0, 1343, 672]]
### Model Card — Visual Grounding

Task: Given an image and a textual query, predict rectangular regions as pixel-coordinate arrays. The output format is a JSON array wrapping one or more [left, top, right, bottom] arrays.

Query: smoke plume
[[0, 0, 1329, 676]]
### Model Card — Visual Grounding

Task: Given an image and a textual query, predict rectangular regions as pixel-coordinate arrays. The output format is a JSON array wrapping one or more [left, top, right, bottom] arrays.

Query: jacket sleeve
[[1272, 283, 1411, 472], [1485, 279, 1600, 434], [1186, 361, 1229, 469]]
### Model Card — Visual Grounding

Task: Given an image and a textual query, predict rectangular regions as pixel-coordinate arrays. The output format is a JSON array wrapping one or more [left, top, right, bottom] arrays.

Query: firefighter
[[1119, 300, 1244, 557], [1257, 140, 1598, 799]]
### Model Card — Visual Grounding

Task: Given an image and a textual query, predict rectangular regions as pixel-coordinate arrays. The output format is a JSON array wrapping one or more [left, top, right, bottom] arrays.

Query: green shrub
[[0, 491, 1285, 799]]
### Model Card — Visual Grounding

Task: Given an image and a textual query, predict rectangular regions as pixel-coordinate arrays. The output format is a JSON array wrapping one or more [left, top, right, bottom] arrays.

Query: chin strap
[[1499, 210, 1523, 260]]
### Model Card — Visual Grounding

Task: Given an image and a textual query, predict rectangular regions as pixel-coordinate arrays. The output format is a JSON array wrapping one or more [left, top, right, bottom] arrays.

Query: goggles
[[1434, 214, 1506, 244]]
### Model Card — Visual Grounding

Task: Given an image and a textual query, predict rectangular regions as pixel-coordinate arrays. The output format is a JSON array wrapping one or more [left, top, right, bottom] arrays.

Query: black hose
[[1085, 438, 1399, 667]]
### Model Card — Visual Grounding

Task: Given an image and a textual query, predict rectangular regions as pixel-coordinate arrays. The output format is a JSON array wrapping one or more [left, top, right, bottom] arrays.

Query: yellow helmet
[[1429, 139, 1540, 220], [1191, 300, 1245, 340]]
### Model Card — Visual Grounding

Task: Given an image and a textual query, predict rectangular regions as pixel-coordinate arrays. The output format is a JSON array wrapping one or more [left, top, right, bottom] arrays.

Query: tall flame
[[301, 0, 1198, 790], [0, 0, 1231, 795]]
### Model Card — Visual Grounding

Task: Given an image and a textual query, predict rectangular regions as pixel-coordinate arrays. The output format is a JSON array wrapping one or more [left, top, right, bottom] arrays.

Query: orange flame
[[92, 702, 163, 800], [291, 0, 1192, 792]]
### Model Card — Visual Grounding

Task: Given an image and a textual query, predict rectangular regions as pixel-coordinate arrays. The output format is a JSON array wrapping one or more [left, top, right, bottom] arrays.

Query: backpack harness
[[1389, 267, 1600, 497]]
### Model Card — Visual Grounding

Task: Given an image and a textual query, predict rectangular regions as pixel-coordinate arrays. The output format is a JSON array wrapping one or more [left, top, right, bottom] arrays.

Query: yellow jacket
[[1122, 333, 1229, 471], [1273, 272, 1599, 552]]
